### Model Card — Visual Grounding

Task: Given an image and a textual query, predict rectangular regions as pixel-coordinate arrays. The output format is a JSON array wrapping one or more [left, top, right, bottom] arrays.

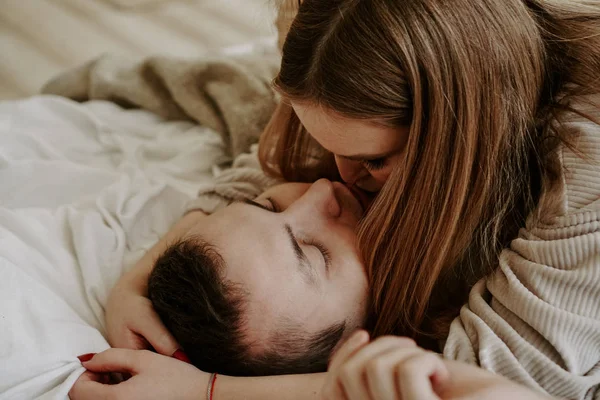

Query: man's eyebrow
[[239, 200, 319, 288], [285, 224, 319, 287]]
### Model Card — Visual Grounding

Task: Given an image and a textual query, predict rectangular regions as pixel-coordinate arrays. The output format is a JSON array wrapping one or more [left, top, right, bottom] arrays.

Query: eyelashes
[[304, 239, 332, 271], [262, 196, 331, 271], [362, 157, 386, 171]]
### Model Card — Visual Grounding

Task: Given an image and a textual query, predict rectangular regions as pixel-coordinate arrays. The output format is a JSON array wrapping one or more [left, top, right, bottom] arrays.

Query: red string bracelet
[[207, 373, 217, 400]]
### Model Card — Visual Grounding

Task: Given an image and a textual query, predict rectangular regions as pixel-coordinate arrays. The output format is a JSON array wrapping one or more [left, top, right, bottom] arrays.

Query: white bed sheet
[[0, 95, 228, 399]]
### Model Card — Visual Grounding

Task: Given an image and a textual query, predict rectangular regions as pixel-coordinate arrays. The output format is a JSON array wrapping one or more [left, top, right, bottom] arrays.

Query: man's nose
[[334, 156, 368, 185], [287, 179, 341, 219]]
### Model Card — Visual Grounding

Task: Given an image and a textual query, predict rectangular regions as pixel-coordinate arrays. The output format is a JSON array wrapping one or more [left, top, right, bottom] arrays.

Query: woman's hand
[[105, 279, 179, 356], [69, 349, 208, 400], [105, 210, 206, 356], [321, 331, 553, 400], [321, 331, 448, 400]]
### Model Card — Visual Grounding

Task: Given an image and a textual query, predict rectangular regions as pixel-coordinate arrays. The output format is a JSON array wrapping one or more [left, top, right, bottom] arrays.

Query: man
[[111, 180, 370, 376]]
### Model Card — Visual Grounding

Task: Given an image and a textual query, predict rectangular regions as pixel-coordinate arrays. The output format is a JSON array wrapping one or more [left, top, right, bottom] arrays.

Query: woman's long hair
[[260, 0, 600, 345]]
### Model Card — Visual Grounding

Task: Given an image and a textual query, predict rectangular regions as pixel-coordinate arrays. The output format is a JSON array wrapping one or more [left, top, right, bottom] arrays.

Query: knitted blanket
[[42, 52, 281, 159]]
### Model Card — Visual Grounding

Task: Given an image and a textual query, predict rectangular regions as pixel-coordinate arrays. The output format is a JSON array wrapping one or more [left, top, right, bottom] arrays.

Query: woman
[[70, 0, 600, 399]]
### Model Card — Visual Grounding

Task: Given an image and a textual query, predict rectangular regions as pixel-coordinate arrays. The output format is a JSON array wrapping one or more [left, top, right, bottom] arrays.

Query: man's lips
[[346, 184, 375, 212]]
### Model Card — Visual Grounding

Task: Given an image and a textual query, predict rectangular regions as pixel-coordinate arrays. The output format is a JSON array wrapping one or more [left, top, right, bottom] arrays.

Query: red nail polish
[[172, 349, 191, 363], [77, 353, 96, 362]]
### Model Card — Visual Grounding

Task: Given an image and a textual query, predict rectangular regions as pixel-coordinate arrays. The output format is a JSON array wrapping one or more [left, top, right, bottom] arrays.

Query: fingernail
[[77, 353, 96, 363], [172, 349, 191, 363]]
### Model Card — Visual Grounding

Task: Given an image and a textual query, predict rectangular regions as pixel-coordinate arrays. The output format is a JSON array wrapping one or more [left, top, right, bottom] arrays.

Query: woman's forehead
[[291, 101, 407, 158]]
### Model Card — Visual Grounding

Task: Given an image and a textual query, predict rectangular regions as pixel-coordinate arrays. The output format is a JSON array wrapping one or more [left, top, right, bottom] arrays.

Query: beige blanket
[[42, 53, 280, 158]]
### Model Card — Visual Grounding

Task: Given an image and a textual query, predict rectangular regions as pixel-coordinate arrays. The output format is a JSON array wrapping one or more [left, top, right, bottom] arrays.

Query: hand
[[105, 278, 179, 356], [106, 210, 207, 357], [69, 349, 208, 400], [321, 331, 553, 400], [321, 331, 449, 400]]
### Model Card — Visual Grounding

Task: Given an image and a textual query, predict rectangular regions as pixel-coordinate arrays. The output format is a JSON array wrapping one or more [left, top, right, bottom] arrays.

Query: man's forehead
[[197, 205, 287, 279]]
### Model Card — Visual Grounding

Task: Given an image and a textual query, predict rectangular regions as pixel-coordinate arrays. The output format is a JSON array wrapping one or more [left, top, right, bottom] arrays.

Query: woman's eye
[[362, 158, 387, 171]]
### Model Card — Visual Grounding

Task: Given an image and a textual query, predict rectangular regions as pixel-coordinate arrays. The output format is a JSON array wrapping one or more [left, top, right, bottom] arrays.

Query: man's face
[[186, 179, 368, 352]]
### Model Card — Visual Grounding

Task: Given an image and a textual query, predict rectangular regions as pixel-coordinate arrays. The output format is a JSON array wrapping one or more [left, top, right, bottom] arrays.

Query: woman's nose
[[335, 156, 368, 185], [288, 179, 341, 219]]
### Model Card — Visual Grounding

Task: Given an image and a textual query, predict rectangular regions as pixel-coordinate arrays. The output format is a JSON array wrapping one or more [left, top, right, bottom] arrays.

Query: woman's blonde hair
[[260, 0, 600, 345]]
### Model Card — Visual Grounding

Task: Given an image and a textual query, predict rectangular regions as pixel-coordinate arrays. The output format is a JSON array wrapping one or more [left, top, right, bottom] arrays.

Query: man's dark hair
[[148, 238, 346, 376]]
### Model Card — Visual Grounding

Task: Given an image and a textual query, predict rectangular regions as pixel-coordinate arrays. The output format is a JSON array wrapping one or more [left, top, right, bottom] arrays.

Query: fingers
[[81, 348, 148, 375], [75, 371, 108, 385], [397, 352, 449, 400], [329, 330, 370, 372], [322, 330, 369, 400], [130, 299, 179, 356], [324, 334, 443, 400], [69, 371, 117, 400], [363, 347, 421, 400], [120, 330, 151, 351], [338, 336, 416, 400], [366, 346, 432, 400], [107, 316, 150, 351]]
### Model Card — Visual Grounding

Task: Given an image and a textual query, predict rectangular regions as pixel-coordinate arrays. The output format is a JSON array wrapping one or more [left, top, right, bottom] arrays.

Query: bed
[[0, 94, 231, 399]]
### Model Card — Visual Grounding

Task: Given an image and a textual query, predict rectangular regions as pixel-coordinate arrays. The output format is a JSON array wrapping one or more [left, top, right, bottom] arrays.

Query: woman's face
[[292, 101, 409, 192], [186, 180, 368, 351]]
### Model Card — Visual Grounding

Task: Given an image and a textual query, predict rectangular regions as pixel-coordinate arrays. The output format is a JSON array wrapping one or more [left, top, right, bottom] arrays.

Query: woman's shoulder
[[538, 92, 600, 220], [442, 94, 600, 400]]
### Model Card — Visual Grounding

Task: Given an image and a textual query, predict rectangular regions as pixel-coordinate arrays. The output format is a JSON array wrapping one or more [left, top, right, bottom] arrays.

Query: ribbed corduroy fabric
[[445, 97, 600, 400]]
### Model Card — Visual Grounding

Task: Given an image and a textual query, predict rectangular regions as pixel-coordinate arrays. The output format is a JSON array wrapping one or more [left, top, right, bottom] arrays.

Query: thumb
[[121, 329, 151, 351], [329, 330, 369, 372], [81, 348, 147, 375], [132, 309, 180, 356]]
